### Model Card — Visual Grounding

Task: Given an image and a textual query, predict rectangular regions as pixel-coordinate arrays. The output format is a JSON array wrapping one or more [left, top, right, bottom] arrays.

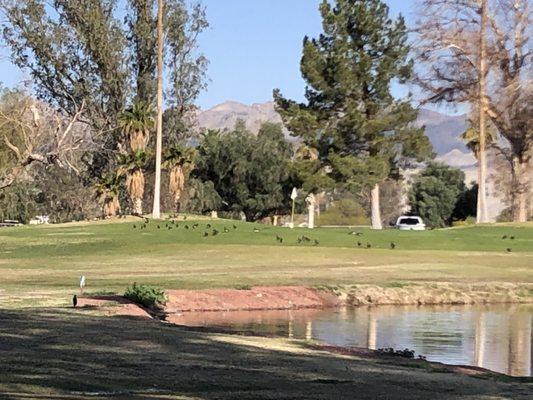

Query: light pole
[[152, 0, 164, 219]]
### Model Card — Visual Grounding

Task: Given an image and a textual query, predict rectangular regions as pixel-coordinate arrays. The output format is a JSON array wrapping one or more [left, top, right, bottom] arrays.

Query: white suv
[[395, 215, 426, 231]]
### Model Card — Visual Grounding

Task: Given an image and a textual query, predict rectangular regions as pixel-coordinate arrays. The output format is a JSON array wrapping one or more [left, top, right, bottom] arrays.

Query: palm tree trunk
[[152, 0, 164, 219], [370, 183, 382, 230], [133, 198, 143, 216], [476, 0, 489, 224]]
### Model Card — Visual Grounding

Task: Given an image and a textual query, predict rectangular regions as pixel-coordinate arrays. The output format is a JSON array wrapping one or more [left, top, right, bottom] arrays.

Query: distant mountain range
[[197, 101, 474, 167]]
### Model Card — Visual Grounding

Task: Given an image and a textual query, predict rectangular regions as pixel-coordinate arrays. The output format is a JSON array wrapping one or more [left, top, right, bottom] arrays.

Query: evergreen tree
[[126, 0, 158, 105], [274, 0, 433, 229]]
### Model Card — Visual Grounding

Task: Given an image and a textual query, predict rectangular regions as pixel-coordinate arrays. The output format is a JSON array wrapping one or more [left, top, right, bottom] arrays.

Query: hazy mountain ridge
[[197, 101, 472, 165]]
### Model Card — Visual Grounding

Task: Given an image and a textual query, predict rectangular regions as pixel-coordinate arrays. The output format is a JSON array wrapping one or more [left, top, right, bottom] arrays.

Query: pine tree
[[274, 0, 433, 229]]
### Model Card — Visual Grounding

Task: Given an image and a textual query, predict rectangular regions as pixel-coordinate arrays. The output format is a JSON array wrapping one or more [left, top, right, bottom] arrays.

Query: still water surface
[[170, 304, 532, 376]]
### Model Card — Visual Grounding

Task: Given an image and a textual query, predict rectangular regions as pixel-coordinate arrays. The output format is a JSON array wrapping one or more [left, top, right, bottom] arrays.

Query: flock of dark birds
[[132, 217, 239, 237], [502, 234, 515, 252], [129, 218, 518, 252], [129, 219, 403, 249]]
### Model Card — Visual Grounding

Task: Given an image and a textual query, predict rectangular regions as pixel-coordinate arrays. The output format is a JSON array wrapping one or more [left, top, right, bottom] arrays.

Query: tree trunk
[[307, 193, 316, 229], [370, 183, 382, 230], [151, 0, 164, 219], [476, 0, 489, 224], [511, 154, 529, 222], [132, 198, 143, 216]]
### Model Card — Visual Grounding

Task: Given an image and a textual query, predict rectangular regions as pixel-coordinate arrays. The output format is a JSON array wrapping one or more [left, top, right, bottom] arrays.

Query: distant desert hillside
[[197, 101, 470, 159]]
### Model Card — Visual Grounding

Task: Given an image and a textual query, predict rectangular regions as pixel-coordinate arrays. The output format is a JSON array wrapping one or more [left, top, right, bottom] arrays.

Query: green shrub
[[234, 284, 252, 290], [124, 283, 167, 308], [452, 216, 476, 227], [317, 198, 369, 226]]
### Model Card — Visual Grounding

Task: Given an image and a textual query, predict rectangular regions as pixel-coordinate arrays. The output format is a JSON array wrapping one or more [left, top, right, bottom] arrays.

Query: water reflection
[[168, 304, 533, 376]]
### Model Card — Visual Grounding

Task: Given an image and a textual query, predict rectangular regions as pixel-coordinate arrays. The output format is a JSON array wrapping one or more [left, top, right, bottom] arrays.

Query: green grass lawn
[[1, 217, 532, 307]]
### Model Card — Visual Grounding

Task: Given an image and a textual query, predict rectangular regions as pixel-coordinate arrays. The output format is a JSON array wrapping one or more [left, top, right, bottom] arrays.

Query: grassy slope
[[1, 220, 532, 398], [1, 218, 532, 307]]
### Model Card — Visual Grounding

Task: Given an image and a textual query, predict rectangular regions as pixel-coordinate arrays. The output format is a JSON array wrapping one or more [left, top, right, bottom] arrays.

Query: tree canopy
[[409, 162, 471, 228], [193, 122, 293, 221], [274, 0, 433, 228]]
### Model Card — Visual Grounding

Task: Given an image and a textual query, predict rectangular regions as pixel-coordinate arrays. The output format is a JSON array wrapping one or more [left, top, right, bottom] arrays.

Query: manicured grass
[[0, 217, 532, 307]]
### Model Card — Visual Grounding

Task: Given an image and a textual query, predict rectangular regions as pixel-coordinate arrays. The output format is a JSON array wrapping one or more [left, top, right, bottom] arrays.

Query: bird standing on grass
[[79, 275, 86, 294], [203, 232, 209, 237], [390, 242, 396, 250], [233, 224, 237, 229], [357, 241, 362, 248], [366, 243, 372, 249], [224, 227, 230, 233], [507, 248, 512, 252]]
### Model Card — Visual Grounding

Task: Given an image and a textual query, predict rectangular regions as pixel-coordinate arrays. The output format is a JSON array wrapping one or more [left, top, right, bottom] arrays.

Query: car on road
[[395, 215, 426, 231]]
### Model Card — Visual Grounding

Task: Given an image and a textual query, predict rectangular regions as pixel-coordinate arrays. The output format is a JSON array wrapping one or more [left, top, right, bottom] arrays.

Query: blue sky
[[196, 0, 417, 109], [0, 0, 459, 113]]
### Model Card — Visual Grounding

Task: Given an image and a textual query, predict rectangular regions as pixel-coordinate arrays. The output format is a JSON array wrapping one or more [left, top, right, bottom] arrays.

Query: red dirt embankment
[[165, 286, 340, 313], [76, 295, 153, 319]]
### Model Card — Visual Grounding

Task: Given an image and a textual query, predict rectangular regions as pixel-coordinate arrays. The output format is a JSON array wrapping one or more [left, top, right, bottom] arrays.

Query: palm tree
[[163, 144, 196, 212], [118, 151, 150, 215], [94, 174, 121, 218], [461, 126, 497, 158], [119, 101, 155, 152], [119, 101, 154, 215]]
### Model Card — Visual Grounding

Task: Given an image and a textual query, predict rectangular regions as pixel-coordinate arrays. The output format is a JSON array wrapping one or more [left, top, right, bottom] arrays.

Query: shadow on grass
[[0, 308, 530, 400]]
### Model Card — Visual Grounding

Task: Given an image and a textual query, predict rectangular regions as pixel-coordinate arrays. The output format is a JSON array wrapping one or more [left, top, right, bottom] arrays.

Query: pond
[[169, 304, 532, 377]]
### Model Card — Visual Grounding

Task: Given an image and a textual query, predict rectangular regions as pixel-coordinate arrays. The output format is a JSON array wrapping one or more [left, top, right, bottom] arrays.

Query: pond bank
[[76, 283, 533, 317], [321, 282, 533, 307], [163, 283, 532, 313]]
